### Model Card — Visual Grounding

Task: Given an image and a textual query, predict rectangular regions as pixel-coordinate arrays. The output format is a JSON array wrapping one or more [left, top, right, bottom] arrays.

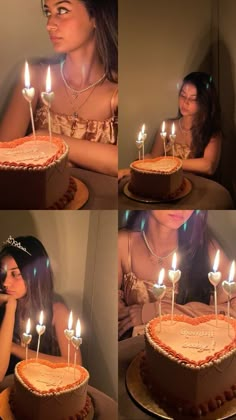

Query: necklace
[[179, 118, 192, 133], [60, 61, 106, 99], [142, 231, 178, 265]]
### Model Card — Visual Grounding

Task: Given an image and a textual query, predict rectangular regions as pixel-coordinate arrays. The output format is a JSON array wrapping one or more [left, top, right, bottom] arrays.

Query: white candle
[[36, 310, 46, 360], [168, 253, 181, 323], [161, 121, 165, 134], [64, 311, 74, 368], [41, 66, 54, 141], [71, 319, 83, 378], [208, 250, 222, 326], [22, 318, 32, 361], [160, 121, 167, 156], [171, 122, 175, 136], [141, 123, 146, 160], [22, 61, 36, 139], [169, 122, 176, 157], [153, 268, 166, 330], [222, 261, 236, 322]]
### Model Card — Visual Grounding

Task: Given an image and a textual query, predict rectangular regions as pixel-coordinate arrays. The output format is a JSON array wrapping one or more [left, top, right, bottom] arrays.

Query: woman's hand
[[0, 293, 16, 309], [118, 305, 142, 339]]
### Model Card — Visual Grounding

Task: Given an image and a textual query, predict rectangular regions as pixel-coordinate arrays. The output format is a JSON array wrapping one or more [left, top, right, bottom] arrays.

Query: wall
[[119, 0, 216, 168], [0, 210, 117, 400]]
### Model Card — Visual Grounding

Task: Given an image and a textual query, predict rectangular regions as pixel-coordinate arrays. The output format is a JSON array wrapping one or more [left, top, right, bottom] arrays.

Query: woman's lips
[[167, 213, 184, 222]]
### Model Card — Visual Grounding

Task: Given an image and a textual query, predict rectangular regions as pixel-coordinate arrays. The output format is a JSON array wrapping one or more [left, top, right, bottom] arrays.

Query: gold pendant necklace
[[142, 231, 178, 265]]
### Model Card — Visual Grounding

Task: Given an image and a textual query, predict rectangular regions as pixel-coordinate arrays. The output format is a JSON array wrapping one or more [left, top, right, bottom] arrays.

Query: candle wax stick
[[29, 103, 36, 140], [68, 342, 71, 368], [159, 301, 162, 331], [26, 345, 28, 362], [48, 109, 52, 142], [171, 286, 175, 323], [74, 350, 77, 379], [214, 286, 217, 326], [36, 335, 41, 361]]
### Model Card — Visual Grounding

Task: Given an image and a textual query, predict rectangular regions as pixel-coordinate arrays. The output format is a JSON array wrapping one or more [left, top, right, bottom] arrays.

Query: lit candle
[[64, 311, 74, 367], [152, 268, 166, 330], [208, 250, 221, 325], [36, 310, 46, 360], [22, 318, 32, 361], [160, 121, 167, 157], [22, 61, 36, 139], [222, 261, 236, 321], [168, 252, 181, 323], [41, 66, 54, 141], [140, 124, 147, 160], [71, 318, 82, 378], [135, 131, 144, 160], [169, 122, 176, 157]]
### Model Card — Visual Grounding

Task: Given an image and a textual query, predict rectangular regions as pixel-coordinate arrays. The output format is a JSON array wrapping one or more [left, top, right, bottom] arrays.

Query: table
[[71, 168, 117, 210], [0, 375, 117, 420], [118, 173, 234, 209], [119, 336, 236, 420]]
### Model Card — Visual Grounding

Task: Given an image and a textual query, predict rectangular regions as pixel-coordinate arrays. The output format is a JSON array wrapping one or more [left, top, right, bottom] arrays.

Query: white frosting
[[134, 157, 181, 172], [0, 141, 58, 165], [20, 363, 82, 392]]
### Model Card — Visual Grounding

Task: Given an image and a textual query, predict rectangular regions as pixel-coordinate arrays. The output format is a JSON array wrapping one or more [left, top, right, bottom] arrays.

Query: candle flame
[[25, 61, 30, 89], [172, 252, 177, 271], [76, 319, 81, 337], [68, 310, 73, 330], [26, 318, 31, 334], [161, 121, 165, 133], [213, 250, 220, 272], [39, 310, 44, 326], [158, 268, 165, 285], [229, 260, 235, 283], [141, 124, 145, 134], [46, 66, 51, 93], [171, 122, 175, 135], [138, 131, 142, 141]]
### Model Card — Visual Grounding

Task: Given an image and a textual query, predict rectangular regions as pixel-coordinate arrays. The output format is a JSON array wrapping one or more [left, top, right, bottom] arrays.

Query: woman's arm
[[0, 65, 41, 141], [0, 295, 17, 381], [11, 302, 82, 365], [182, 135, 221, 176]]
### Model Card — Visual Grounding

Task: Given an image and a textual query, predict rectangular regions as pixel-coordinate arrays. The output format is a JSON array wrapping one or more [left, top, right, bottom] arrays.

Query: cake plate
[[65, 177, 89, 209], [123, 177, 192, 203], [0, 387, 95, 420], [126, 352, 236, 420]]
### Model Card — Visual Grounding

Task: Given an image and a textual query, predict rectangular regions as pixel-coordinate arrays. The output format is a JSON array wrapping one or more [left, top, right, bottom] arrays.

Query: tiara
[[3, 235, 31, 256]]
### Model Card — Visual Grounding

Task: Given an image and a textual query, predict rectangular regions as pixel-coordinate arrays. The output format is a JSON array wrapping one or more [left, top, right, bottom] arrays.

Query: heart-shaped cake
[[13, 359, 90, 420], [143, 314, 236, 417]]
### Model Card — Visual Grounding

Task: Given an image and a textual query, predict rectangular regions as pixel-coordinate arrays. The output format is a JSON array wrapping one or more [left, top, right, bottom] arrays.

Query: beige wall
[[0, 1, 54, 116], [119, 0, 216, 168], [0, 210, 117, 400]]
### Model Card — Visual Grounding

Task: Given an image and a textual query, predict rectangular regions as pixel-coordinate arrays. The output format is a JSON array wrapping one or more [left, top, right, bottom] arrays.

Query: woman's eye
[[58, 7, 69, 15], [43, 9, 51, 17], [12, 271, 21, 278]]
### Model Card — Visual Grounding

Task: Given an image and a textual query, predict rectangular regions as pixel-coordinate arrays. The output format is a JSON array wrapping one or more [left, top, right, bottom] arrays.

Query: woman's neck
[[181, 115, 194, 130], [145, 220, 178, 256]]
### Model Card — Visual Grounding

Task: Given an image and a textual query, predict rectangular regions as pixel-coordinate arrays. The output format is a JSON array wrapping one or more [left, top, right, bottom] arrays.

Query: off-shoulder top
[[35, 88, 118, 145]]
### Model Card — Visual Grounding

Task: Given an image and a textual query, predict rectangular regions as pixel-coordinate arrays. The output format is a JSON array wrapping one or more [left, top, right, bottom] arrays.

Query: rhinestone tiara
[[3, 235, 32, 256]]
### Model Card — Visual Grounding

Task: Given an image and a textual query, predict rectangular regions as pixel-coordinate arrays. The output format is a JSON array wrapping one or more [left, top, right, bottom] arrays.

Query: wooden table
[[118, 173, 234, 209], [71, 168, 117, 210]]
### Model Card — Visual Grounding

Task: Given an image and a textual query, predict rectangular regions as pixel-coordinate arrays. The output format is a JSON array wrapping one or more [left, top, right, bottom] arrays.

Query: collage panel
[[119, 0, 236, 210], [118, 210, 236, 419], [0, 0, 118, 211], [0, 210, 118, 419]]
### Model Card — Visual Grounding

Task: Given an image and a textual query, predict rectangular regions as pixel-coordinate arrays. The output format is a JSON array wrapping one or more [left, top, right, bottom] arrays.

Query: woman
[[0, 235, 81, 382], [152, 72, 222, 176], [118, 72, 221, 180], [0, 0, 118, 177], [118, 210, 234, 340]]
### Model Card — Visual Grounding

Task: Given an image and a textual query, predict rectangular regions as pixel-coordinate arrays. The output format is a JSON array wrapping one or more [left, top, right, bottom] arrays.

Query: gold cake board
[[0, 387, 94, 420], [65, 177, 89, 210], [126, 352, 236, 420]]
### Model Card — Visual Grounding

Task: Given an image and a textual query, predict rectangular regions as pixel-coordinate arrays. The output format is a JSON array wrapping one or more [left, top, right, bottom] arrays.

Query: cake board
[[126, 352, 236, 420], [123, 177, 192, 203], [0, 387, 95, 420], [65, 177, 89, 210]]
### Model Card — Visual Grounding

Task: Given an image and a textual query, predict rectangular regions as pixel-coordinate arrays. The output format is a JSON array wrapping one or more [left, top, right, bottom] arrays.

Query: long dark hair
[[41, 0, 118, 83], [0, 236, 60, 356], [120, 210, 213, 305], [178, 72, 221, 158]]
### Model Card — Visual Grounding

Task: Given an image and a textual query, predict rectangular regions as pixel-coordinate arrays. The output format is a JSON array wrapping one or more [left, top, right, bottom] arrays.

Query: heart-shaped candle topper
[[71, 336, 82, 350], [64, 329, 74, 341], [22, 332, 32, 346], [152, 284, 166, 300], [22, 87, 35, 103], [41, 91, 55, 107], [36, 324, 46, 336], [168, 269, 181, 285], [222, 280, 236, 296], [208, 272, 222, 287]]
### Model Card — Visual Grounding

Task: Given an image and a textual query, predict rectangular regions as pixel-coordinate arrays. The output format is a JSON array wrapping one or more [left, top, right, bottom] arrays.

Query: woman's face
[[179, 83, 199, 117], [150, 210, 194, 230], [43, 0, 96, 54], [1, 256, 27, 299]]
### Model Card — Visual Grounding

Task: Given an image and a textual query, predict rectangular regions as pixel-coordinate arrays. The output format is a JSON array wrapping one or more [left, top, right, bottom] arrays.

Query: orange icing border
[[147, 314, 236, 367], [16, 359, 89, 395], [130, 156, 182, 174], [0, 136, 66, 168]]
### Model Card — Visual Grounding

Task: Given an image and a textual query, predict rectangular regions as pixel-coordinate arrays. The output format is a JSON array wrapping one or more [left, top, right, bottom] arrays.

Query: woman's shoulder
[[118, 230, 140, 248]]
